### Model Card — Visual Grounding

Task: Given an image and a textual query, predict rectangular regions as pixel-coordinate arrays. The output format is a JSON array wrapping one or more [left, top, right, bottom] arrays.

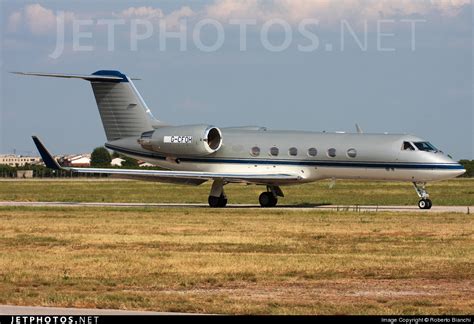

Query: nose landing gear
[[418, 198, 432, 209], [413, 182, 432, 209]]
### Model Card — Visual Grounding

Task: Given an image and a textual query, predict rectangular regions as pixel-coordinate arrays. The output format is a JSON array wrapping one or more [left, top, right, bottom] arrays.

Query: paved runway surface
[[0, 201, 471, 213], [0, 304, 190, 315]]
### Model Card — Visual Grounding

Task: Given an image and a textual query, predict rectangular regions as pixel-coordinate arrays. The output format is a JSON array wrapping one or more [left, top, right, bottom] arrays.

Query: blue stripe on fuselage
[[106, 144, 464, 170]]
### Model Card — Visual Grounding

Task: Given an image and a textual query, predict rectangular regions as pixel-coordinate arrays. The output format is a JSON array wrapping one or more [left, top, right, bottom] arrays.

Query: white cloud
[[204, 0, 471, 24], [7, 4, 75, 35], [205, 1, 262, 21], [164, 6, 195, 28], [7, 11, 22, 33], [24, 4, 58, 35], [115, 6, 195, 28], [7, 1, 469, 37], [117, 6, 164, 19]]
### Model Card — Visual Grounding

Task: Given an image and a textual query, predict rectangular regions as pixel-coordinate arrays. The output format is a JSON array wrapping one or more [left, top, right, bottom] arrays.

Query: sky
[[0, 0, 473, 160]]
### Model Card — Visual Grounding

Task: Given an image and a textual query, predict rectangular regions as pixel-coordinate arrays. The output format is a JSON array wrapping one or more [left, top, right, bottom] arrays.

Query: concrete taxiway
[[0, 201, 471, 213]]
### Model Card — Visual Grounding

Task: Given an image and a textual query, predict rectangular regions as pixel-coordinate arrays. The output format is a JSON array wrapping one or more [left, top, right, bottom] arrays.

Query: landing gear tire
[[418, 199, 432, 210], [208, 195, 227, 208], [218, 196, 228, 207], [259, 192, 277, 207]]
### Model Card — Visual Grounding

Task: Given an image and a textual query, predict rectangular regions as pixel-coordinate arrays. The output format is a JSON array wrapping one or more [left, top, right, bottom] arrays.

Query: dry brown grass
[[0, 206, 472, 314]]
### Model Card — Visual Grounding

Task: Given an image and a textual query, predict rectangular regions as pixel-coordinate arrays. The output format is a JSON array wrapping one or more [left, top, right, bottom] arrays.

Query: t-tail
[[12, 70, 164, 141]]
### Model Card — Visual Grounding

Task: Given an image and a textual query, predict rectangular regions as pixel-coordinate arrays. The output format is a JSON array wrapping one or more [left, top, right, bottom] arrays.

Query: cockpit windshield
[[402, 141, 415, 151], [413, 142, 438, 152]]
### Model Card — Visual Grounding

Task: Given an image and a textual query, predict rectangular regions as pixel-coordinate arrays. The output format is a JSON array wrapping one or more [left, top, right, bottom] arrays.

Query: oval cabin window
[[270, 147, 279, 156], [289, 147, 298, 156], [251, 146, 260, 157], [347, 148, 357, 158], [308, 148, 317, 157], [327, 148, 336, 158]]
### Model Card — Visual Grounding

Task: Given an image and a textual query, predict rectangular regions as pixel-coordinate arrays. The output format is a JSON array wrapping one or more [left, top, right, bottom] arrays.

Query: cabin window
[[347, 148, 357, 158], [251, 146, 260, 156], [413, 142, 437, 152], [327, 148, 336, 157], [270, 147, 279, 156], [289, 147, 298, 156], [308, 148, 317, 157], [402, 141, 415, 151]]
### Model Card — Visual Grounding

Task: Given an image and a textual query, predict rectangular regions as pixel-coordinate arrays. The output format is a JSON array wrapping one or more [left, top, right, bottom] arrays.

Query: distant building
[[17, 170, 34, 178], [111, 157, 125, 166], [139, 162, 155, 167], [0, 155, 41, 167], [62, 155, 91, 167]]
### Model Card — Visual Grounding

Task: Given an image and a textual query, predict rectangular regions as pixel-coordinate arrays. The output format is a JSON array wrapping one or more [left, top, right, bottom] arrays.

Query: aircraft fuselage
[[106, 127, 464, 184]]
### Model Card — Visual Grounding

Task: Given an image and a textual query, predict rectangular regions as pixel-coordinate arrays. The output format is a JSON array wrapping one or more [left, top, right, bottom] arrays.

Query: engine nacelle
[[138, 125, 223, 156]]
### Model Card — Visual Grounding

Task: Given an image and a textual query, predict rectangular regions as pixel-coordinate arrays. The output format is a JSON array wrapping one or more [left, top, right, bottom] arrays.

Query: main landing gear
[[259, 185, 284, 208], [208, 194, 227, 208], [208, 179, 227, 208], [259, 192, 277, 207], [207, 181, 284, 208], [413, 182, 432, 209]]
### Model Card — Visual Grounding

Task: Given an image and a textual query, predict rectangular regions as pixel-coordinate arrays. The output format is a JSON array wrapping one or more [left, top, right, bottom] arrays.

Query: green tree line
[[459, 160, 474, 177]]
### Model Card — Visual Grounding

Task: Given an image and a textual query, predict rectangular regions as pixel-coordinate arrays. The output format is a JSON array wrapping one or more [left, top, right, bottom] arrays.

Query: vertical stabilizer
[[12, 70, 164, 141], [90, 70, 163, 141]]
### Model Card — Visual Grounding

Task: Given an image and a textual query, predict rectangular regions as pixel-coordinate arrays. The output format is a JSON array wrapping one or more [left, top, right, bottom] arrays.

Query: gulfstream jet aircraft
[[15, 70, 465, 209]]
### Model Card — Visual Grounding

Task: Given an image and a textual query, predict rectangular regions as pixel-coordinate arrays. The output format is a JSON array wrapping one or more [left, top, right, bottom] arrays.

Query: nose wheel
[[418, 199, 432, 210], [413, 182, 432, 209]]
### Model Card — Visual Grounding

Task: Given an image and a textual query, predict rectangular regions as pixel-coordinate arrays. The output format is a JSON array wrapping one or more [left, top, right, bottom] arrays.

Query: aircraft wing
[[32, 136, 302, 184]]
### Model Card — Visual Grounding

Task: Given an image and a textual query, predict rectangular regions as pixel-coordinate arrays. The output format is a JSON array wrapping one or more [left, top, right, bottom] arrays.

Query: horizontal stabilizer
[[12, 72, 125, 82]]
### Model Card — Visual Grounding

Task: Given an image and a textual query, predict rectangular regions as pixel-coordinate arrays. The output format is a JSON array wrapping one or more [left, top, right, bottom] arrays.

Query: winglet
[[355, 123, 363, 134], [31, 136, 62, 170]]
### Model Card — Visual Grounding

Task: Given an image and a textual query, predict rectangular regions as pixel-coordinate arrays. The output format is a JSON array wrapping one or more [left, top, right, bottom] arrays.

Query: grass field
[[0, 206, 472, 314], [0, 178, 472, 206], [0, 179, 472, 314]]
